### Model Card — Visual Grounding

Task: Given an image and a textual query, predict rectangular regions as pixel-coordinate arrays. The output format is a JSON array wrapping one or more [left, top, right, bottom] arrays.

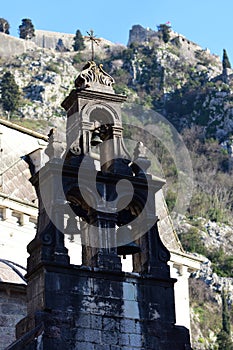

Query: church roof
[[0, 119, 47, 205], [0, 259, 26, 284], [0, 118, 48, 140], [155, 190, 184, 253]]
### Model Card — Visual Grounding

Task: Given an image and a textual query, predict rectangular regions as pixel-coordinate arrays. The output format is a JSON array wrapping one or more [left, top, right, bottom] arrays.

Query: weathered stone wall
[[32, 30, 74, 51], [128, 25, 158, 46], [12, 265, 191, 350], [32, 30, 119, 54], [0, 283, 26, 350], [0, 30, 120, 60], [0, 33, 37, 57]]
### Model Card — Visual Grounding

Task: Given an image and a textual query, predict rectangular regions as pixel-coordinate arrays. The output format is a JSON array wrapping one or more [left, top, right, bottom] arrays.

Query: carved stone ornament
[[45, 128, 65, 159], [75, 61, 115, 90]]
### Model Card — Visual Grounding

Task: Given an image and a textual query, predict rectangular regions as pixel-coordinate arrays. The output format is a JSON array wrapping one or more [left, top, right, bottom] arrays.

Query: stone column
[[170, 263, 192, 330]]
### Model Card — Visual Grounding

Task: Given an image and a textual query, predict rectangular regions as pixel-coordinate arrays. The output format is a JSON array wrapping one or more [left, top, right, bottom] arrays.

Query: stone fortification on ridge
[[0, 32, 37, 57], [0, 30, 118, 57]]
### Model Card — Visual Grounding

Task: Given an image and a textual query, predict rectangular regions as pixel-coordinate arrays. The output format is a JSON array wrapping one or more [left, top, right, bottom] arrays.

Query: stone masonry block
[[0, 326, 13, 335], [75, 328, 86, 342], [93, 279, 111, 297], [103, 317, 119, 332], [118, 333, 130, 346], [95, 345, 110, 350], [104, 298, 123, 317], [120, 319, 136, 334], [0, 334, 13, 350], [91, 314, 103, 330], [113, 347, 142, 350], [86, 329, 101, 343], [76, 328, 101, 343], [72, 277, 94, 296], [75, 313, 91, 328], [109, 281, 123, 299], [101, 330, 118, 345], [123, 300, 140, 319], [0, 314, 17, 327], [122, 282, 136, 301], [134, 320, 141, 334], [129, 333, 142, 347], [80, 296, 106, 316], [75, 342, 95, 350]]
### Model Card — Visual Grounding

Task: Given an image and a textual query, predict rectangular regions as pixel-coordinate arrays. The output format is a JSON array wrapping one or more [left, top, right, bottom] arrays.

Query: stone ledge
[[0, 282, 26, 294]]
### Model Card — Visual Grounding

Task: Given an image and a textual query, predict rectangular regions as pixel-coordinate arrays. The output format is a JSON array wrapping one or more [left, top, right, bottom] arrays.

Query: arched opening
[[89, 106, 114, 126]]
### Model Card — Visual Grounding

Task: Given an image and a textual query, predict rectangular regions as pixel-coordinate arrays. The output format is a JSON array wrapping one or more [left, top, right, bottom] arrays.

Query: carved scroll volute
[[75, 61, 115, 91]]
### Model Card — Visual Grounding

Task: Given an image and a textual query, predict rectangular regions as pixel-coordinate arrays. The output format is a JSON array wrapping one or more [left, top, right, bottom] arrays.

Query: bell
[[91, 130, 103, 146], [65, 215, 80, 242], [117, 226, 141, 259], [117, 242, 141, 259]]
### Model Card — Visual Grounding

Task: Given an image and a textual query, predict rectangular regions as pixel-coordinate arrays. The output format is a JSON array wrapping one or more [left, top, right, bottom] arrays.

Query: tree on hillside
[[56, 38, 67, 52], [0, 18, 10, 34], [0, 71, 21, 117], [222, 49, 231, 70], [217, 290, 233, 350], [19, 18, 35, 40], [157, 23, 171, 43], [73, 29, 85, 51]]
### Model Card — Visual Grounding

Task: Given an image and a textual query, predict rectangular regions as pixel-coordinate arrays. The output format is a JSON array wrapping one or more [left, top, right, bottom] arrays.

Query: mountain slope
[[1, 26, 233, 140]]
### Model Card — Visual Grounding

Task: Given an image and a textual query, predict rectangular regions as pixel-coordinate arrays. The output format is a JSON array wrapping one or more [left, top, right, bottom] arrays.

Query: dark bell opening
[[117, 242, 141, 259]]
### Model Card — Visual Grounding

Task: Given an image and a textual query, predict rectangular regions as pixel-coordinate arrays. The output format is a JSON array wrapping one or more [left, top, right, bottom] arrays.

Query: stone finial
[[131, 141, 151, 177], [75, 61, 115, 91], [133, 141, 147, 159], [45, 128, 65, 159]]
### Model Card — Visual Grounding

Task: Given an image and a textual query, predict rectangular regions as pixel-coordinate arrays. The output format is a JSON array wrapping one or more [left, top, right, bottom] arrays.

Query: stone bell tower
[[7, 61, 193, 350]]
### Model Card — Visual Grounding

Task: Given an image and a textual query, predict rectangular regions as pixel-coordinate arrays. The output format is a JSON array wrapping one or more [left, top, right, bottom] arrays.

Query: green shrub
[[73, 53, 82, 65], [113, 83, 128, 95], [209, 249, 233, 277], [46, 63, 60, 74], [179, 227, 208, 255], [165, 189, 176, 211]]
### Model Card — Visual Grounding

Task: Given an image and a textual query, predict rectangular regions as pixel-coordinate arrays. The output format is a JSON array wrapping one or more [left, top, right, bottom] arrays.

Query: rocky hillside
[[1, 25, 233, 140], [119, 25, 233, 141], [0, 25, 233, 349], [176, 217, 233, 348], [0, 30, 124, 129]]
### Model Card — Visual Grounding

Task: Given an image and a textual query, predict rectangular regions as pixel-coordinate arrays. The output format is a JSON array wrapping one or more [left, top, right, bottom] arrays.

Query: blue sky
[[1, 0, 233, 61]]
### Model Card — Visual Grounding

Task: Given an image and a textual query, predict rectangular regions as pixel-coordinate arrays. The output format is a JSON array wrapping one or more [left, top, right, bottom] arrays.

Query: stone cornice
[[0, 193, 38, 217], [170, 250, 204, 272], [61, 88, 127, 112]]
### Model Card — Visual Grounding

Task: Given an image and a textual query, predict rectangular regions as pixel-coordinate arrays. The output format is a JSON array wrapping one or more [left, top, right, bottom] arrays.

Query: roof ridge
[[0, 118, 48, 141]]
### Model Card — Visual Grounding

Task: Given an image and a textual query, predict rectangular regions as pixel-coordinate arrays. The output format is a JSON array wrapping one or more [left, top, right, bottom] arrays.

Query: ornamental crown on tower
[[75, 61, 115, 91]]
